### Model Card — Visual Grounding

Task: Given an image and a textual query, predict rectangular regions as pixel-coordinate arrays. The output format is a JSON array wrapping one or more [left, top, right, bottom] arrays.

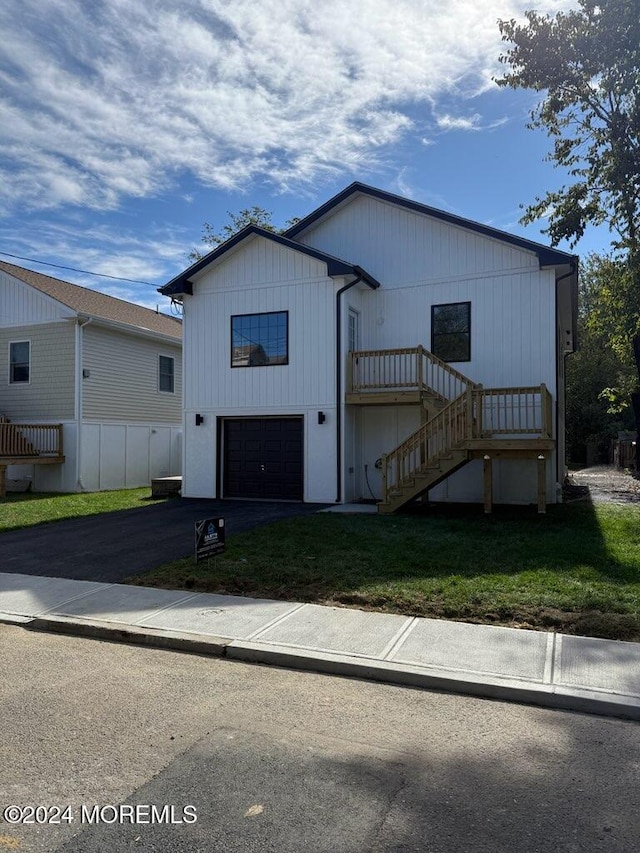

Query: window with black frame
[[9, 341, 30, 383], [231, 311, 288, 367], [431, 302, 471, 362]]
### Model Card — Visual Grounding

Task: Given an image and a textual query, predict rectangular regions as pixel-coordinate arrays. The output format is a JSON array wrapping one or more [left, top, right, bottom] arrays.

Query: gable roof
[[159, 225, 381, 296], [284, 182, 578, 270], [0, 260, 181, 339]]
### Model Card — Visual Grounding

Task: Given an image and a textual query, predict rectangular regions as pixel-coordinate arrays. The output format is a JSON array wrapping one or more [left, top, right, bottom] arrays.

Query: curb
[[227, 641, 640, 722], [5, 613, 639, 722], [27, 614, 230, 658]]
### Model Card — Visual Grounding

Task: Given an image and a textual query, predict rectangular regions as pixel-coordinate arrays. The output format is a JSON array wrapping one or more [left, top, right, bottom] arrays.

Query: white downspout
[[75, 316, 92, 491]]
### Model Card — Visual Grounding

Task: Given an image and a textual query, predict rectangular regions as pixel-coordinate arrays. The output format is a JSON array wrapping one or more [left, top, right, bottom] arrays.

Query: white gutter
[[74, 316, 92, 490]]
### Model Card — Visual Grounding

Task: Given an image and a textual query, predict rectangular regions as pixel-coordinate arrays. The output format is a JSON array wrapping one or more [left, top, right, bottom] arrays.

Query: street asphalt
[[2, 625, 639, 853], [0, 498, 324, 582]]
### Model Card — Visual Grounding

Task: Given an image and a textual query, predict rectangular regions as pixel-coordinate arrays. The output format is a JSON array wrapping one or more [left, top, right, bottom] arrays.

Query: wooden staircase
[[378, 388, 475, 513], [346, 346, 554, 513]]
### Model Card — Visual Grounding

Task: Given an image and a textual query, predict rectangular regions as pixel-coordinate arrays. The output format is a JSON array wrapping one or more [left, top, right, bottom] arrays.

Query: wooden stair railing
[[380, 389, 473, 512], [350, 345, 478, 404], [379, 385, 553, 513]]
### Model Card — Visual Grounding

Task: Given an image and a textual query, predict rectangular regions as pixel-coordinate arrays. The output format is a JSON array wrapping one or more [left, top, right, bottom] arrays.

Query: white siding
[[80, 422, 181, 491], [182, 200, 562, 506], [186, 237, 336, 412], [298, 195, 539, 286], [0, 270, 74, 326], [356, 269, 557, 391], [183, 236, 339, 501], [83, 324, 182, 423], [0, 322, 75, 420]]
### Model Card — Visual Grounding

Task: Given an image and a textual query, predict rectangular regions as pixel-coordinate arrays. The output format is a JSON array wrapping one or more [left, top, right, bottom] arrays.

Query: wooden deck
[[346, 347, 556, 513], [0, 422, 65, 497]]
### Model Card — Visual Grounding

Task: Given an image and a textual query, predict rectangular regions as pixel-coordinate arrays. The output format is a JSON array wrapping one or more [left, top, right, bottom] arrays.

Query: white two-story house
[[160, 183, 577, 513]]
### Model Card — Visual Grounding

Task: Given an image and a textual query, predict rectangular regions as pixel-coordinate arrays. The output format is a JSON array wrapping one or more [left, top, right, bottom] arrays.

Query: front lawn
[[129, 501, 640, 641], [0, 488, 164, 532]]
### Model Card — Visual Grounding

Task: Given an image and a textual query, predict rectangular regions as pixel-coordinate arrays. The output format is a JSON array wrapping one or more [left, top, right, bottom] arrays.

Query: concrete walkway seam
[[10, 612, 640, 723]]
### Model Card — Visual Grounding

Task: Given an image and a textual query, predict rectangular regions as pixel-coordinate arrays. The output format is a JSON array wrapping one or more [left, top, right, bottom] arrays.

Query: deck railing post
[[381, 453, 388, 501], [57, 424, 64, 458], [466, 387, 473, 439], [417, 345, 424, 390], [475, 385, 483, 438], [540, 383, 552, 437]]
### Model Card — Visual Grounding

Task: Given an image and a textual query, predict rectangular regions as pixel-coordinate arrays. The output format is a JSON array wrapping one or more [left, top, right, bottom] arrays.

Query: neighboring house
[[160, 183, 578, 512], [0, 261, 182, 495]]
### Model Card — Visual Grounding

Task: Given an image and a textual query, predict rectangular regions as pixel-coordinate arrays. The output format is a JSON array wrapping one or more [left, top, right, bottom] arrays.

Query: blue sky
[[0, 0, 611, 311]]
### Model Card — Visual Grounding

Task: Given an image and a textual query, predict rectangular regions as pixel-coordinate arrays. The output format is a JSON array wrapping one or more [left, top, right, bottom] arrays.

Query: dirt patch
[[566, 465, 640, 504]]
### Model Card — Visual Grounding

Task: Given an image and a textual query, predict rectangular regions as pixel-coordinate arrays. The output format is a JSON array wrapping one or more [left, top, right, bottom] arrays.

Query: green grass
[[0, 488, 165, 532], [129, 502, 640, 641]]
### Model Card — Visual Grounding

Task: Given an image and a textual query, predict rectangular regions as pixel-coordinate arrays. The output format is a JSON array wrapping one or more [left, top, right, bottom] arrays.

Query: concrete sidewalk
[[1, 571, 639, 721]]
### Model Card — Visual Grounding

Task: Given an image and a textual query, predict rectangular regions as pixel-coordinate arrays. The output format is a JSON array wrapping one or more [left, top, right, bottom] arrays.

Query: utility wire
[[0, 250, 160, 287]]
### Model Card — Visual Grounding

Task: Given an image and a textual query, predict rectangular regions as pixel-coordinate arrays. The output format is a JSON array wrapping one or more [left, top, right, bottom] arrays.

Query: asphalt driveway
[[1, 499, 326, 583]]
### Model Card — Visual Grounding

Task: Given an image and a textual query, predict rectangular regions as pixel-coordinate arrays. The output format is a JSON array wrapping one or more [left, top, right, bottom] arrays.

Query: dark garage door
[[224, 418, 303, 500]]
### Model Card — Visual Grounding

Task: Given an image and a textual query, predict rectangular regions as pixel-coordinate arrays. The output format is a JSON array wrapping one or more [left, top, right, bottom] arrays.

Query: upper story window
[[9, 341, 30, 383], [231, 311, 288, 368], [431, 302, 471, 363], [158, 355, 175, 393]]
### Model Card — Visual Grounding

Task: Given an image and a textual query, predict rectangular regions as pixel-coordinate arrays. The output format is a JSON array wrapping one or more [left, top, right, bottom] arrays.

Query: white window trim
[[8, 339, 31, 385], [158, 354, 175, 394]]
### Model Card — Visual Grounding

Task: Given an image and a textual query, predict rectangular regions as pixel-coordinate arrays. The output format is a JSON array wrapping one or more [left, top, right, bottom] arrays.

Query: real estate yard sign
[[195, 517, 225, 562]]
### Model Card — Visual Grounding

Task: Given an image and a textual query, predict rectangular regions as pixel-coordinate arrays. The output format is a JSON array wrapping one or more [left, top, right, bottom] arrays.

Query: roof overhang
[[71, 313, 182, 345], [159, 225, 380, 296], [285, 182, 578, 271]]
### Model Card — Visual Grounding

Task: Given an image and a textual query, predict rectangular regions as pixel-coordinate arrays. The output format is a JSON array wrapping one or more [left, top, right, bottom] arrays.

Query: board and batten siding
[[298, 194, 539, 287], [186, 236, 337, 410], [302, 193, 557, 393], [356, 269, 557, 392], [82, 324, 182, 423], [0, 321, 75, 420], [183, 236, 339, 501]]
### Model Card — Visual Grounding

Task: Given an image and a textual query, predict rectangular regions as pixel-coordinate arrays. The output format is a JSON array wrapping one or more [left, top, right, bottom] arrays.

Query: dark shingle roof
[[0, 261, 181, 339]]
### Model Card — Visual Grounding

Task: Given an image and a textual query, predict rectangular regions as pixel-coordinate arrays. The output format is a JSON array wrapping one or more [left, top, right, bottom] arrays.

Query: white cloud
[[435, 113, 510, 132], [0, 217, 190, 308], [0, 0, 571, 213]]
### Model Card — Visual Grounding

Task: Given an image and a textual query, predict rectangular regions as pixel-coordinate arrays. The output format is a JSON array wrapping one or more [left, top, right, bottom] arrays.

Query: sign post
[[195, 517, 226, 563]]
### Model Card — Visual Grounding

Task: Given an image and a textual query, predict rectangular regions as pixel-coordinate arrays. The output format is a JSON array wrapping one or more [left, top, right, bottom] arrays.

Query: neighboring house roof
[[284, 182, 578, 270], [0, 261, 181, 339], [159, 225, 381, 296]]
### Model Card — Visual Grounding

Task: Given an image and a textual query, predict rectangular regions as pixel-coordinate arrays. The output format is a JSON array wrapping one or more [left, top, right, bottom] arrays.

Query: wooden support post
[[483, 455, 492, 514], [537, 454, 547, 514], [0, 464, 6, 500]]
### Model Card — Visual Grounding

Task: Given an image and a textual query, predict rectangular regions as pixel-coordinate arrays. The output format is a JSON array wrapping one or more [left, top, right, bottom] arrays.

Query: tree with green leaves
[[497, 0, 640, 425], [566, 253, 635, 461], [497, 0, 640, 262], [188, 207, 300, 262]]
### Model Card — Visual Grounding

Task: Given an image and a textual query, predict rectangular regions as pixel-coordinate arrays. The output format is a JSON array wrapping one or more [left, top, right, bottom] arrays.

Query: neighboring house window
[[231, 311, 288, 368], [158, 355, 175, 393], [431, 302, 471, 362], [9, 341, 30, 383]]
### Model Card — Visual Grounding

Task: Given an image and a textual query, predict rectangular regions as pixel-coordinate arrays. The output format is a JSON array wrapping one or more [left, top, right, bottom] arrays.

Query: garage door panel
[[224, 418, 303, 500]]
